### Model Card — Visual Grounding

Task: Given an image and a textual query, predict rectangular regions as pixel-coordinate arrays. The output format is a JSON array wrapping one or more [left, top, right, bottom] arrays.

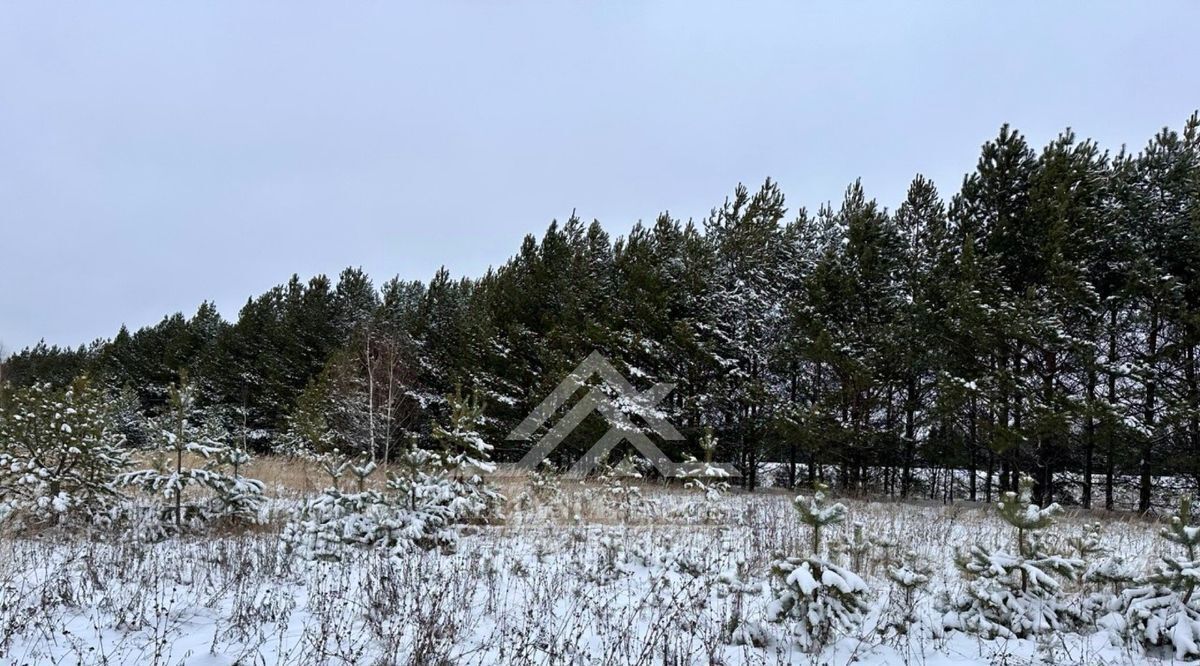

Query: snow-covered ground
[[0, 481, 1185, 665]]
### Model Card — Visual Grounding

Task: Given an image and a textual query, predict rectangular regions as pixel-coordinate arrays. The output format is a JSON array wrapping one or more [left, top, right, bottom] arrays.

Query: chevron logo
[[508, 351, 739, 478]]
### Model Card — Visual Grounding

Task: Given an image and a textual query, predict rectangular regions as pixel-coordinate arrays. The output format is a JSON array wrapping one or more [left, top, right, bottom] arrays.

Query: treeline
[[3, 115, 1199, 511]]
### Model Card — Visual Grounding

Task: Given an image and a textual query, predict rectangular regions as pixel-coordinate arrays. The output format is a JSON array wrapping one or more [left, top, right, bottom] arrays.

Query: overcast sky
[[2, 2, 1198, 353]]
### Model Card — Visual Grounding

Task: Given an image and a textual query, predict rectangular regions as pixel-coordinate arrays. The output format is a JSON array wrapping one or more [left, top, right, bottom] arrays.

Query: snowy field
[[1, 471, 1193, 666]]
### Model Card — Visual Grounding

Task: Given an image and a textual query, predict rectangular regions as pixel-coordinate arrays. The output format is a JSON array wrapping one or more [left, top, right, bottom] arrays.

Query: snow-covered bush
[[591, 455, 648, 522], [1070, 522, 1136, 626], [210, 446, 266, 523], [0, 378, 130, 527], [943, 474, 1083, 639], [715, 530, 768, 646], [431, 387, 502, 518], [281, 389, 502, 561], [830, 522, 873, 573], [118, 373, 264, 532], [766, 483, 870, 652], [514, 460, 566, 519], [281, 449, 467, 560], [1108, 496, 1200, 659], [880, 548, 935, 641], [677, 428, 732, 523]]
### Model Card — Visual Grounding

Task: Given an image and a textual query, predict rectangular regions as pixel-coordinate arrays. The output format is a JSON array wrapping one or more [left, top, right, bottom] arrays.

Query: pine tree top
[[1163, 497, 1200, 549], [794, 482, 848, 529], [996, 474, 1062, 532]]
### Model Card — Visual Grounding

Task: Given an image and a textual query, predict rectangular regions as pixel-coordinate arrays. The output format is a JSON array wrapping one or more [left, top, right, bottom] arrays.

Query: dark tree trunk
[[788, 365, 798, 488], [1036, 347, 1057, 506], [969, 393, 978, 501], [1188, 344, 1199, 488], [1139, 308, 1159, 514], [986, 446, 994, 503], [1012, 346, 1024, 491], [1106, 306, 1118, 511], [1083, 366, 1097, 509], [902, 377, 917, 498], [998, 349, 1011, 492]]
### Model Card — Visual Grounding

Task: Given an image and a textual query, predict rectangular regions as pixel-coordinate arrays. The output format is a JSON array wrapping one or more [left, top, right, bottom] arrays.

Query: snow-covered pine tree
[[0, 378, 130, 527], [1077, 523, 1138, 599], [281, 389, 503, 560], [793, 481, 847, 554], [119, 372, 263, 531], [349, 457, 377, 492], [109, 383, 151, 449], [515, 459, 564, 519], [434, 387, 493, 474], [280, 378, 337, 458], [716, 529, 767, 647], [892, 175, 952, 499], [944, 473, 1083, 638], [701, 180, 789, 491], [282, 443, 476, 561], [1112, 496, 1200, 659], [1068, 522, 1136, 628], [766, 482, 870, 652], [830, 522, 873, 574], [1156, 500, 1200, 601], [313, 449, 352, 490], [527, 458, 562, 503], [280, 449, 396, 562], [382, 442, 463, 547], [679, 428, 731, 523], [210, 445, 265, 523], [880, 548, 935, 644], [431, 385, 502, 520], [592, 454, 646, 522]]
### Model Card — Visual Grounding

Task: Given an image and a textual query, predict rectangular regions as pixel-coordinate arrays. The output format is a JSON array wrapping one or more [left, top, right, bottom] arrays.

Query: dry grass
[[0, 460, 1179, 665]]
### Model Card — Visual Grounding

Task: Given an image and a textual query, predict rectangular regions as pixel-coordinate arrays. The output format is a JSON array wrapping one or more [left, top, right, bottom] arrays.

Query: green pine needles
[[947, 474, 1083, 638], [793, 482, 847, 554]]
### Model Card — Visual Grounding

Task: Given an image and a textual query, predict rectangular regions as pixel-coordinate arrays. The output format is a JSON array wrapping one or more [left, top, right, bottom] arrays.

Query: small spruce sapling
[[1113, 497, 1200, 659], [1069, 522, 1135, 625], [0, 378, 130, 527], [211, 445, 265, 523], [766, 483, 870, 652], [881, 549, 934, 642], [281, 389, 503, 560], [716, 529, 767, 647], [120, 372, 263, 530], [430, 386, 502, 519], [680, 428, 732, 523], [946, 474, 1083, 638]]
